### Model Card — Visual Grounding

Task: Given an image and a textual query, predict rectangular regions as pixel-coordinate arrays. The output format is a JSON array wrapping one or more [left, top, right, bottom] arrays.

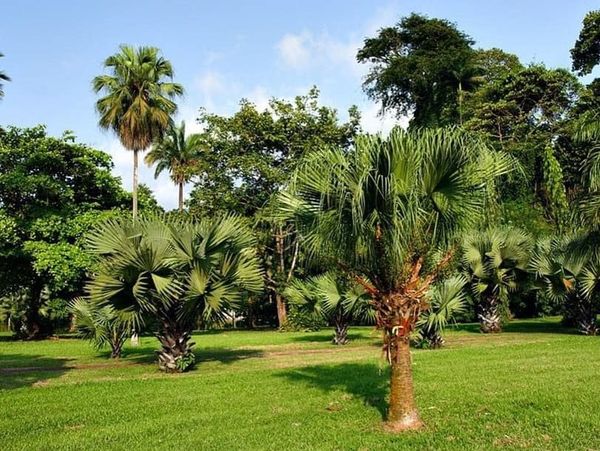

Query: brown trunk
[[385, 337, 423, 432], [332, 310, 349, 345], [275, 293, 287, 328], [478, 294, 502, 333], [132, 149, 139, 219], [156, 312, 195, 372], [178, 181, 184, 212]]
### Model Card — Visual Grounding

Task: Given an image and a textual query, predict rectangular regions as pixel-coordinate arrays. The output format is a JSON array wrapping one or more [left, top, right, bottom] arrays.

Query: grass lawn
[[1, 318, 599, 450]]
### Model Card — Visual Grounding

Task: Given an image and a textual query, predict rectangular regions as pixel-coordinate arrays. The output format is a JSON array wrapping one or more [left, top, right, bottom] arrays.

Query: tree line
[[1, 9, 599, 433]]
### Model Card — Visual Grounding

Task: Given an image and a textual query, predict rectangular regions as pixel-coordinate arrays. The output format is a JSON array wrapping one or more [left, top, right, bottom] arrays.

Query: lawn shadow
[[278, 363, 388, 419], [120, 346, 264, 365], [0, 354, 71, 390], [290, 333, 364, 344], [452, 319, 578, 335]]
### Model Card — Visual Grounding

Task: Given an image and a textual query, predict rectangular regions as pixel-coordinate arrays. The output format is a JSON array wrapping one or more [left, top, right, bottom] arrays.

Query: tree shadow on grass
[[290, 333, 364, 344], [0, 354, 71, 390], [453, 319, 578, 335], [120, 346, 264, 365], [278, 363, 388, 420]]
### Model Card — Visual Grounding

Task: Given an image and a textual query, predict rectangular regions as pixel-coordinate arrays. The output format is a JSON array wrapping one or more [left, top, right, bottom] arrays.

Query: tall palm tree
[[279, 127, 514, 431], [86, 215, 263, 372], [445, 58, 484, 124], [0, 52, 10, 99], [462, 227, 532, 333], [92, 45, 183, 218], [145, 121, 205, 211], [285, 272, 374, 345]]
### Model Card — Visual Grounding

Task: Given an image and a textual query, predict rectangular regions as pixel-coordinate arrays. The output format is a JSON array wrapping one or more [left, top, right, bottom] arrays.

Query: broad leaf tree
[[279, 127, 514, 431]]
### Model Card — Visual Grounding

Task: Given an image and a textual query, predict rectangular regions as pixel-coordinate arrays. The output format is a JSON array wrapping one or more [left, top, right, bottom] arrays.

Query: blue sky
[[1, 0, 598, 209]]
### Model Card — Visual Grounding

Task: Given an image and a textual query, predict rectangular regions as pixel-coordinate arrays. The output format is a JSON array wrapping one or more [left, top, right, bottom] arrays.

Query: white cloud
[[245, 85, 271, 111], [277, 33, 311, 68], [359, 102, 408, 135]]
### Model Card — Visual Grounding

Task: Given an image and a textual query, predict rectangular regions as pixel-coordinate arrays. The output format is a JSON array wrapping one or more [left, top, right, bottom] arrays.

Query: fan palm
[[145, 121, 206, 211], [462, 227, 532, 333], [530, 234, 600, 335], [279, 127, 514, 431], [92, 45, 184, 218], [285, 272, 374, 345], [69, 297, 128, 358], [0, 52, 10, 99], [85, 215, 263, 372], [415, 275, 467, 348]]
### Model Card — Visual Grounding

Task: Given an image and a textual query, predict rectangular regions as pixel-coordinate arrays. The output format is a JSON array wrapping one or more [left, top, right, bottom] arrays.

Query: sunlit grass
[[1, 318, 599, 450]]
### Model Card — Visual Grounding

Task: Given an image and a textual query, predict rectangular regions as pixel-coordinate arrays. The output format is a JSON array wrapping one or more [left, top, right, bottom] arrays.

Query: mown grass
[[1, 318, 599, 450]]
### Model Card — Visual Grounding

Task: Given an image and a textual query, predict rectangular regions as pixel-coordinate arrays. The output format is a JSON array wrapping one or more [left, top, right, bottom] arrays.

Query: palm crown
[[145, 121, 206, 210], [93, 45, 184, 151]]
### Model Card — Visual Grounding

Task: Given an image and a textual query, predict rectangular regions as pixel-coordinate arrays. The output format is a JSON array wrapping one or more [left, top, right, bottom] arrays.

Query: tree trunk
[[385, 336, 423, 432], [458, 82, 463, 125], [478, 295, 502, 333], [275, 293, 288, 328], [178, 181, 184, 212], [332, 310, 349, 345], [132, 149, 139, 219], [573, 293, 598, 336], [110, 332, 126, 359], [156, 314, 195, 372]]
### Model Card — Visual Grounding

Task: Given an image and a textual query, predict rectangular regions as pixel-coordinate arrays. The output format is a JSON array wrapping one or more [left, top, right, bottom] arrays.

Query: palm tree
[[462, 227, 532, 333], [69, 298, 128, 358], [530, 234, 600, 335], [145, 121, 205, 211], [85, 215, 263, 372], [0, 52, 10, 99], [279, 127, 514, 431], [285, 272, 374, 345], [92, 45, 183, 218], [445, 57, 484, 124], [415, 275, 467, 348]]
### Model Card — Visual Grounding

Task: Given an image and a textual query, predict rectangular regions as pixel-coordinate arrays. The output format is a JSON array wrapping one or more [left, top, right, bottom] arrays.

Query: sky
[[1, 0, 598, 209]]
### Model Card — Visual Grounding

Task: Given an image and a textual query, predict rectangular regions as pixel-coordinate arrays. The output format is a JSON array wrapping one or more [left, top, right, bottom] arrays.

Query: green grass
[[1, 318, 600, 450]]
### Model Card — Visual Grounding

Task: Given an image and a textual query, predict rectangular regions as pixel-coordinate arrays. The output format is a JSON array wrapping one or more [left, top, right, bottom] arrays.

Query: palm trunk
[[110, 332, 126, 359], [458, 82, 463, 125], [573, 292, 598, 336], [178, 181, 184, 212], [156, 313, 195, 372], [132, 149, 139, 219], [385, 335, 423, 432], [478, 295, 502, 333], [332, 310, 349, 345], [274, 226, 288, 328]]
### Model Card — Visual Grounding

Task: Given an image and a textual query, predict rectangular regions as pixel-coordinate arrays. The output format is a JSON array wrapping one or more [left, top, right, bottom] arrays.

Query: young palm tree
[[69, 298, 129, 358], [92, 45, 184, 218], [462, 227, 532, 333], [285, 272, 374, 345], [85, 215, 263, 372], [530, 234, 600, 335], [414, 275, 467, 348], [145, 121, 205, 211], [279, 127, 514, 431], [0, 52, 10, 99]]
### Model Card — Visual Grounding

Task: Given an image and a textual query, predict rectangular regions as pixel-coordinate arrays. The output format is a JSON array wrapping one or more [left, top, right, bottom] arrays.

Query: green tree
[[462, 227, 532, 333], [188, 87, 360, 327], [0, 52, 10, 99], [531, 234, 600, 335], [85, 215, 264, 372], [145, 121, 206, 211], [93, 45, 184, 218], [279, 127, 513, 431], [285, 272, 374, 345], [414, 275, 467, 349], [69, 297, 129, 358], [0, 126, 130, 338], [357, 13, 476, 127], [571, 10, 600, 76]]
